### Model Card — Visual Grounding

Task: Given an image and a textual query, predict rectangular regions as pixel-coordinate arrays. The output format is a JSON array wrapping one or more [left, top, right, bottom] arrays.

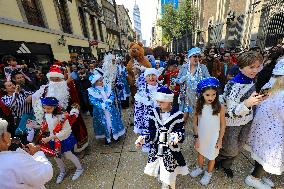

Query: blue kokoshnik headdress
[[40, 97, 59, 106], [196, 77, 220, 95], [187, 47, 201, 57]]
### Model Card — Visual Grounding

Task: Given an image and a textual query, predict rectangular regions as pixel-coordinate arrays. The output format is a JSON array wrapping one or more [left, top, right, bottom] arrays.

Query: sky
[[115, 0, 158, 46]]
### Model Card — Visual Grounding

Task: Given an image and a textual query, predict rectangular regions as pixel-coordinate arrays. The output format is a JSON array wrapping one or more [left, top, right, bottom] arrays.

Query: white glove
[[70, 108, 79, 117], [27, 128, 35, 142], [169, 133, 179, 145]]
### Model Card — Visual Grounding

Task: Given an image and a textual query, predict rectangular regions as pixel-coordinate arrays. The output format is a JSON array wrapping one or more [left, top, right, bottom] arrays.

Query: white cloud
[[115, 0, 158, 46]]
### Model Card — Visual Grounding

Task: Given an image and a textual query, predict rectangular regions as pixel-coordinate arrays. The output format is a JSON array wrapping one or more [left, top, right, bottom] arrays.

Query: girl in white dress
[[190, 77, 226, 186]]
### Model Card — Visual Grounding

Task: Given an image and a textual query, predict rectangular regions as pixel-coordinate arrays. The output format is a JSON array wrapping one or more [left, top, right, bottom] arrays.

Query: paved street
[[46, 112, 284, 189]]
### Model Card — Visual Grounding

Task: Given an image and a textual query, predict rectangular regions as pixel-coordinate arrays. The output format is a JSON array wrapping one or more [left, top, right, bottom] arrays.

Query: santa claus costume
[[32, 65, 88, 152]]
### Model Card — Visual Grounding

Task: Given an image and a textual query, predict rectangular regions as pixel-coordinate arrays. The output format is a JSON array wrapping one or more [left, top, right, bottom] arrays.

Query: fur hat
[[46, 65, 64, 79], [89, 74, 103, 84], [196, 77, 220, 95], [144, 68, 159, 78], [155, 86, 174, 102], [188, 47, 201, 57]]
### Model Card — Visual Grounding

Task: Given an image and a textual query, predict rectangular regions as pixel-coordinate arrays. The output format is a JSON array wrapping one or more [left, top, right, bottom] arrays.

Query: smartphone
[[259, 88, 269, 96]]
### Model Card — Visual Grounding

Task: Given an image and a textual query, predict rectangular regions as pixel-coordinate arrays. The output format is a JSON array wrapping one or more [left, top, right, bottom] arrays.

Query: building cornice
[[0, 16, 88, 41]]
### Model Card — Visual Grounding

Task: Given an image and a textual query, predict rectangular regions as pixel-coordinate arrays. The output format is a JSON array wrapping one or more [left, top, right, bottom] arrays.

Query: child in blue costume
[[88, 73, 125, 144]]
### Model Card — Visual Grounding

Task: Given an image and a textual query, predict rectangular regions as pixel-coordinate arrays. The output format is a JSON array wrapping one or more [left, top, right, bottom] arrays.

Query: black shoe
[[223, 168, 234, 178], [215, 160, 222, 170]]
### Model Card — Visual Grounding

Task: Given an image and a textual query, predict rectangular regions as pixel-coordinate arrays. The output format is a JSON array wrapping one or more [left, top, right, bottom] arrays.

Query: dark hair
[[10, 69, 23, 80], [195, 86, 221, 116], [237, 51, 263, 69], [2, 55, 16, 64]]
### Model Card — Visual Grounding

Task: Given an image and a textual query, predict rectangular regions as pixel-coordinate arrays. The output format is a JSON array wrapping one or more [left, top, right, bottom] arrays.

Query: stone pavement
[[46, 113, 284, 189]]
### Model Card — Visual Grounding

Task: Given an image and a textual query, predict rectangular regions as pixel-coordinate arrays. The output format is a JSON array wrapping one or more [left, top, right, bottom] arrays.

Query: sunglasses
[[192, 55, 201, 58]]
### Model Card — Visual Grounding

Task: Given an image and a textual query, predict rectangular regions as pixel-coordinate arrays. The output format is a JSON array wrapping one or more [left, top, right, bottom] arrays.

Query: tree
[[157, 0, 198, 46]]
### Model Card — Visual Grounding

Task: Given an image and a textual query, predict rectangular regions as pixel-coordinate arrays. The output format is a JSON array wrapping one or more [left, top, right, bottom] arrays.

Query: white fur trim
[[46, 72, 64, 79], [91, 74, 103, 84], [70, 108, 79, 117], [144, 68, 159, 78], [155, 92, 174, 102], [134, 93, 152, 106]]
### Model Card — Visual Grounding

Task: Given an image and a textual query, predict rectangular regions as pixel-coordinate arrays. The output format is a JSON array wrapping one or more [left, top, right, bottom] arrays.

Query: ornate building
[[133, 1, 142, 41], [0, 0, 108, 62]]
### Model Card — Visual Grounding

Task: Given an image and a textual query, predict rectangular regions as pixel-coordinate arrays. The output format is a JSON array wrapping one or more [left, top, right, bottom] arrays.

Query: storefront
[[68, 45, 93, 60], [0, 39, 54, 69]]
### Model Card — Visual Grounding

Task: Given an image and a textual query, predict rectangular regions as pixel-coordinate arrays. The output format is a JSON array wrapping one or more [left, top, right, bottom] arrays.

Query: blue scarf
[[231, 72, 254, 84]]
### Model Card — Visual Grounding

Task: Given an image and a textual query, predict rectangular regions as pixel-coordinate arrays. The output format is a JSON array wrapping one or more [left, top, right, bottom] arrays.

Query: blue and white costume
[[134, 68, 162, 152], [88, 74, 125, 143], [177, 48, 210, 113], [116, 64, 130, 102]]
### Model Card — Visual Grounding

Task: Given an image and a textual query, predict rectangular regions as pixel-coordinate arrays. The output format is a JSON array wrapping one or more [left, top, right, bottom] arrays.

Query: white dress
[[197, 105, 220, 160]]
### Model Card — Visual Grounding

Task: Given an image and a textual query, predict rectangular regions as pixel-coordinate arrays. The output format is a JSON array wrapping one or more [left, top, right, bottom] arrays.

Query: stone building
[[0, 0, 108, 62], [117, 4, 135, 52]]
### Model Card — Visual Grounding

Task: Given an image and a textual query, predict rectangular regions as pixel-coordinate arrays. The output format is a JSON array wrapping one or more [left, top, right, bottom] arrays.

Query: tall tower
[[133, 0, 142, 41]]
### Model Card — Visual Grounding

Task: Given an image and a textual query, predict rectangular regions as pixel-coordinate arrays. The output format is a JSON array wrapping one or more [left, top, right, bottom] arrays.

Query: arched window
[[21, 0, 45, 27]]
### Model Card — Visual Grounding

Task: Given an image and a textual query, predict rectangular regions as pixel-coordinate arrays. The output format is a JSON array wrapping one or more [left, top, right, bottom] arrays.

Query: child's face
[[203, 89, 217, 104], [146, 74, 157, 86], [43, 105, 55, 113], [157, 101, 172, 111], [240, 60, 263, 79], [8, 60, 17, 67], [95, 79, 104, 87]]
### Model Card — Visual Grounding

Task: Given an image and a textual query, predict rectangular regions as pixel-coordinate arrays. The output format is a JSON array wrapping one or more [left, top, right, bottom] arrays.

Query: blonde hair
[[0, 118, 8, 136], [269, 76, 284, 95]]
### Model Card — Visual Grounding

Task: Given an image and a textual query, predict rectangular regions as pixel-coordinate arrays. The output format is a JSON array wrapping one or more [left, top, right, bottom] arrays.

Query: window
[[78, 7, 89, 38], [21, 0, 45, 27], [98, 21, 104, 42], [89, 15, 98, 40], [55, 0, 72, 34]]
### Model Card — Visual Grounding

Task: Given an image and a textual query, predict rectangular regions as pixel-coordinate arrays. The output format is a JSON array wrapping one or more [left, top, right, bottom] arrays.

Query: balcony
[[81, 0, 103, 17]]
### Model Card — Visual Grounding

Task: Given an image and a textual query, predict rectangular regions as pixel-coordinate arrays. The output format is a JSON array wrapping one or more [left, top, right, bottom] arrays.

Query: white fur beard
[[47, 81, 70, 109]]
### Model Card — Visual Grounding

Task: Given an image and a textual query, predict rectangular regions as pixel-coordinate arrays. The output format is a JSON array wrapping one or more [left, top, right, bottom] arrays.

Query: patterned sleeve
[[224, 82, 251, 118], [170, 113, 185, 143], [142, 110, 157, 143]]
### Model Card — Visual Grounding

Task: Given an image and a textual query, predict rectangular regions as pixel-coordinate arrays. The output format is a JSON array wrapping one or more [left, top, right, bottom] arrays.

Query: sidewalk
[[46, 114, 284, 189]]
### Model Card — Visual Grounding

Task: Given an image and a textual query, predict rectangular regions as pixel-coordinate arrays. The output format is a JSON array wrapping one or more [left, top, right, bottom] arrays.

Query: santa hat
[[155, 86, 174, 102], [89, 74, 103, 84], [40, 97, 59, 106], [272, 58, 284, 76], [144, 68, 159, 78], [46, 65, 64, 79], [196, 77, 220, 95], [188, 47, 201, 57]]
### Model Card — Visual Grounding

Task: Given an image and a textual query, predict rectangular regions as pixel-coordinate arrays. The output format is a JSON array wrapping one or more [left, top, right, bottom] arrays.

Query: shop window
[[21, 0, 45, 27], [89, 15, 98, 40], [78, 7, 89, 38], [55, 0, 72, 34]]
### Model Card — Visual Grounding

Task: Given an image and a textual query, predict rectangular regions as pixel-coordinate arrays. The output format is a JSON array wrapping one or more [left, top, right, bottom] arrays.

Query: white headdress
[[102, 53, 117, 88]]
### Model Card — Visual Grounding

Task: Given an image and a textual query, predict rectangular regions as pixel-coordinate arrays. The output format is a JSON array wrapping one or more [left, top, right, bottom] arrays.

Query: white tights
[[54, 151, 82, 173], [161, 182, 175, 189]]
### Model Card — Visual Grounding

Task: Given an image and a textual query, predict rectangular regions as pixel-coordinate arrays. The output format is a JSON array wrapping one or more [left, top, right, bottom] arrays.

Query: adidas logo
[[17, 43, 31, 54]]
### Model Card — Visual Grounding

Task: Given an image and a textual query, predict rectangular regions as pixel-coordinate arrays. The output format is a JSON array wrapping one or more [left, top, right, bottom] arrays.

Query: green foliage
[[157, 0, 198, 45]]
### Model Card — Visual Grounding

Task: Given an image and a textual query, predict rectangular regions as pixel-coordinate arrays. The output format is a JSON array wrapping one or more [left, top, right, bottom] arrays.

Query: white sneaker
[[199, 171, 212, 186], [72, 168, 84, 181], [190, 166, 203, 178], [245, 175, 271, 189], [262, 177, 275, 188], [56, 172, 66, 184]]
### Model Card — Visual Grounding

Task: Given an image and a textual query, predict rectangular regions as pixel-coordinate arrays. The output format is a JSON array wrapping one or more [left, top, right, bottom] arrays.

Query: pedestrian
[[134, 68, 162, 152], [177, 47, 210, 124], [0, 118, 53, 189], [244, 58, 284, 189], [189, 77, 226, 185], [40, 97, 84, 184], [216, 51, 264, 178], [88, 73, 125, 145], [135, 86, 189, 189], [2, 55, 29, 81]]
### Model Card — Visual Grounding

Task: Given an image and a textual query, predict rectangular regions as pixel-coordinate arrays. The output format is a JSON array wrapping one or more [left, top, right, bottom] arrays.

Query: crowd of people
[[0, 44, 283, 189]]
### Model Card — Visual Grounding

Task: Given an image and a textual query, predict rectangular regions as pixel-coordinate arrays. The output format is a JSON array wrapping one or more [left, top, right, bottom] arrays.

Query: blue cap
[[188, 47, 201, 57], [196, 77, 220, 95], [40, 97, 59, 106]]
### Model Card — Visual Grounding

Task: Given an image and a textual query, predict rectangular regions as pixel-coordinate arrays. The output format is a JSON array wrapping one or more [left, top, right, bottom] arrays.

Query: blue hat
[[188, 47, 201, 57], [196, 77, 220, 95], [40, 97, 59, 106], [155, 86, 174, 102], [89, 74, 103, 84]]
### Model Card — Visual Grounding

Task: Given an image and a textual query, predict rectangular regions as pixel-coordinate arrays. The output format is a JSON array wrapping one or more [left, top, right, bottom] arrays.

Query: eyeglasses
[[192, 55, 201, 58]]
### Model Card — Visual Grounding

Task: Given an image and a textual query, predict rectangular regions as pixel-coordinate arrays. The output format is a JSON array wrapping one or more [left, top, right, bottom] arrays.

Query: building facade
[[133, 1, 142, 41], [0, 0, 109, 63]]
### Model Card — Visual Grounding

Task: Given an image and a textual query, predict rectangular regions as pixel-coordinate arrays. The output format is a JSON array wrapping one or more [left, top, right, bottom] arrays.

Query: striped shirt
[[1, 90, 33, 118]]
